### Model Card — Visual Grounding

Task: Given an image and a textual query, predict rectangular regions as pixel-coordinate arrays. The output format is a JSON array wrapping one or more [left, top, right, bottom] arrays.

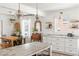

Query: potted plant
[[32, 28, 38, 34], [16, 28, 20, 36]]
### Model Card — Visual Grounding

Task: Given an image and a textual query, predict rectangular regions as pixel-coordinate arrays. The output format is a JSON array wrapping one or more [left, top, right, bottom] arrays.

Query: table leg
[[12, 41, 14, 46], [49, 45, 52, 56], [24, 38, 26, 44]]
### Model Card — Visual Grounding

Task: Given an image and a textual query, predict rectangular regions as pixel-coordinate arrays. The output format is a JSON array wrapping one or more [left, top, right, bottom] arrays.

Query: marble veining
[[0, 42, 50, 56]]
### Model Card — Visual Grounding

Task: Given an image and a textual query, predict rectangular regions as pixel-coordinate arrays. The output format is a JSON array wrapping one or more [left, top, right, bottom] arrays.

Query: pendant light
[[16, 3, 21, 20], [34, 3, 42, 31], [36, 3, 39, 21], [59, 11, 63, 19]]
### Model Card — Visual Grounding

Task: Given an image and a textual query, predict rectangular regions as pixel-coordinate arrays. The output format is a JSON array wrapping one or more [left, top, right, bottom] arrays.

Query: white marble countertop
[[43, 34, 79, 39], [0, 42, 51, 56]]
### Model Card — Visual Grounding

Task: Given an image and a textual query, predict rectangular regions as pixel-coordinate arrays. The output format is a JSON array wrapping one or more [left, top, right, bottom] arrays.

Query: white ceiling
[[0, 3, 78, 17], [0, 3, 45, 16], [23, 3, 78, 12]]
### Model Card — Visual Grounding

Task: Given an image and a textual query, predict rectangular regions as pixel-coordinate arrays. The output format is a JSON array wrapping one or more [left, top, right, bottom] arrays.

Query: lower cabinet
[[43, 36, 79, 56], [64, 38, 78, 55], [43, 37, 52, 44], [52, 46, 64, 53], [52, 38, 65, 53], [65, 47, 78, 55]]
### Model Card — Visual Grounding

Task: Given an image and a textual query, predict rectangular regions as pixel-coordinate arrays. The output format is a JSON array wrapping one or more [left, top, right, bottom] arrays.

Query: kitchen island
[[0, 42, 52, 56]]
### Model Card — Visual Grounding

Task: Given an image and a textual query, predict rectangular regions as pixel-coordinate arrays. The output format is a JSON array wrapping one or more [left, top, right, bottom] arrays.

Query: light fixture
[[59, 11, 63, 19], [9, 3, 22, 23], [36, 3, 39, 21], [34, 3, 42, 32], [9, 11, 15, 23], [60, 11, 63, 14], [16, 3, 22, 19], [16, 3, 33, 19]]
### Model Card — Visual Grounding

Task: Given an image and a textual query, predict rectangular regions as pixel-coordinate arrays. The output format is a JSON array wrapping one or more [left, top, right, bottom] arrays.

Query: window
[[21, 19, 31, 38]]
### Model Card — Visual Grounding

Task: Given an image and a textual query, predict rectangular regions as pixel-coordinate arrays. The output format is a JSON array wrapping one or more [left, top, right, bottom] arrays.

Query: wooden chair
[[31, 33, 42, 42], [11, 34, 22, 46], [13, 36, 22, 46], [1, 39, 12, 48], [0, 43, 12, 48]]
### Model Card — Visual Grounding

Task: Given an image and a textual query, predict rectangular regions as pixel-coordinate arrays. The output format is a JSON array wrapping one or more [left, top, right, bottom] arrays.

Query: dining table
[[0, 36, 18, 46]]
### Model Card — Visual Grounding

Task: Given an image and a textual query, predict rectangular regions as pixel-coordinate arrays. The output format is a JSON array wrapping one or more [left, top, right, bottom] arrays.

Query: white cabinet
[[43, 36, 79, 55], [64, 38, 78, 55], [65, 47, 78, 55], [52, 37, 65, 53], [52, 46, 64, 52], [43, 36, 52, 44]]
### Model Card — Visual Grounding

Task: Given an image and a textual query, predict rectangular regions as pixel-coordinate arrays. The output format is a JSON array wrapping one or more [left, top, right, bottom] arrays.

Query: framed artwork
[[45, 22, 53, 29], [71, 24, 79, 29], [70, 20, 79, 29]]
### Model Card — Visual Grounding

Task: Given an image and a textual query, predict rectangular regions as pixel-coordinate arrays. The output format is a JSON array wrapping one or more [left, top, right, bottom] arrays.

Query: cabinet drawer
[[52, 40, 64, 45], [65, 48, 78, 55], [52, 42, 64, 47], [43, 39, 52, 44], [65, 43, 77, 48], [43, 40, 51, 43], [52, 40, 64, 43], [43, 37, 47, 39], [56, 46, 64, 52], [65, 39, 77, 43], [55, 38, 64, 41]]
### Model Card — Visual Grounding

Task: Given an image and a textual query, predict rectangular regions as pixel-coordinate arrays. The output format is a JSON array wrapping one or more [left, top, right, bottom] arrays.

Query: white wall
[[21, 16, 53, 35], [46, 6, 79, 20], [0, 15, 14, 36], [1, 6, 78, 37], [45, 6, 79, 36]]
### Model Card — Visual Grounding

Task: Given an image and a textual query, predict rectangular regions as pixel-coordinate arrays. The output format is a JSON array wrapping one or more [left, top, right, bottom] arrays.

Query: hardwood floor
[[36, 50, 69, 56]]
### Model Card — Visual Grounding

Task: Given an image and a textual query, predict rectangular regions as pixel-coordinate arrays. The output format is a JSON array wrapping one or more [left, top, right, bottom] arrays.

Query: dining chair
[[0, 43, 12, 48]]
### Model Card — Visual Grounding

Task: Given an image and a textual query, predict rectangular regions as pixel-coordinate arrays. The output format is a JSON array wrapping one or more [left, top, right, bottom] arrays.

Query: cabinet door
[[43, 37, 47, 43], [43, 37, 51, 44], [52, 38, 64, 47], [56, 46, 64, 52]]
